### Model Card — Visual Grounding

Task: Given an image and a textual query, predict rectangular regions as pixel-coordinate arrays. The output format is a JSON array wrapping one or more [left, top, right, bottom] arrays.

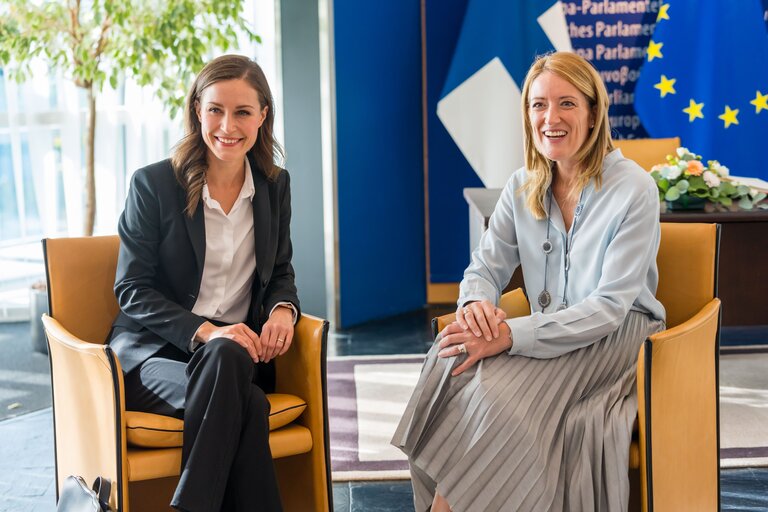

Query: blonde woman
[[393, 52, 665, 512]]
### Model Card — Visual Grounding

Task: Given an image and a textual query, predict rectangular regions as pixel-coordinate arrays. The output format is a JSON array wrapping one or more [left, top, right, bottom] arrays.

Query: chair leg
[[129, 477, 178, 512], [628, 468, 642, 512]]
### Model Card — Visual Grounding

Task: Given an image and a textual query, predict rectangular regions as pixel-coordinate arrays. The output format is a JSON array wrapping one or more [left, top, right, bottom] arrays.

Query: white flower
[[676, 147, 691, 158], [659, 165, 681, 180], [714, 163, 729, 177], [667, 166, 682, 180], [703, 170, 721, 188]]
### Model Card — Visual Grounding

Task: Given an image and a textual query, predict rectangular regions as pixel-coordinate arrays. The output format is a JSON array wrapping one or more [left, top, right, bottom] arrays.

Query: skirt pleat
[[391, 311, 664, 512]]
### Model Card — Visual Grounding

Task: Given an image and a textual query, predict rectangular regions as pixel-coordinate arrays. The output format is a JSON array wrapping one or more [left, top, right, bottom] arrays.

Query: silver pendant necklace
[[538, 186, 585, 311]]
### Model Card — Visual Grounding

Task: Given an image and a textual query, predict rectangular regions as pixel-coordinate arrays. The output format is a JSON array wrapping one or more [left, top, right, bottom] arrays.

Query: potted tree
[[0, 0, 260, 352]]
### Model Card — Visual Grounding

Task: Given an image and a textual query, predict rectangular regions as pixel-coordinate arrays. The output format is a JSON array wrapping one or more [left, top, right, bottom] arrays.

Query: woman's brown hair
[[519, 52, 614, 219], [171, 54, 284, 217]]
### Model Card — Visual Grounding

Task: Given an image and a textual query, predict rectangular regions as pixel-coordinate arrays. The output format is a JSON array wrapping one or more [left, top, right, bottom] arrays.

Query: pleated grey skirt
[[391, 311, 664, 512]]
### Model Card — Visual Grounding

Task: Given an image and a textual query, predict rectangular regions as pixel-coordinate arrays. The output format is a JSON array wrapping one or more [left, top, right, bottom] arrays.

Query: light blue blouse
[[459, 149, 666, 359]]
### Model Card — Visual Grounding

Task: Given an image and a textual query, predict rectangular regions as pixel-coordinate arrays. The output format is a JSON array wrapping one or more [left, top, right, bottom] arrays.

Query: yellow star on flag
[[750, 91, 768, 114], [647, 40, 664, 61], [718, 106, 739, 128], [657, 4, 670, 22], [682, 99, 704, 122], [654, 75, 676, 98]]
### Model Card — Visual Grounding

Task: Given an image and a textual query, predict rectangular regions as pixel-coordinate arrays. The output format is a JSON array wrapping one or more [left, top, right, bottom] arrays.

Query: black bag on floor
[[57, 475, 111, 512]]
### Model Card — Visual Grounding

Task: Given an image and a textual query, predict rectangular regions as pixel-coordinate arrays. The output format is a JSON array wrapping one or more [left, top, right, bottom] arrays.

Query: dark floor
[[1, 312, 768, 511]]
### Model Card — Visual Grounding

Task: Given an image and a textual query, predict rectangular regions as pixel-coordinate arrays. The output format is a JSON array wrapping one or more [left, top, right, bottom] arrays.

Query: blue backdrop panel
[[335, 0, 425, 327], [426, 1, 660, 286], [425, 0, 480, 284]]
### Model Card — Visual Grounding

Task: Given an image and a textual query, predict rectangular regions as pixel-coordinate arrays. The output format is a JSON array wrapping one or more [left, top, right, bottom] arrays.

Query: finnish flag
[[437, 1, 572, 188]]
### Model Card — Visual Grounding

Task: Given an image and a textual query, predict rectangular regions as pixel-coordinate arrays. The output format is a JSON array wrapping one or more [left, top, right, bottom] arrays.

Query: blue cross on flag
[[437, 0, 572, 188], [634, 0, 768, 180]]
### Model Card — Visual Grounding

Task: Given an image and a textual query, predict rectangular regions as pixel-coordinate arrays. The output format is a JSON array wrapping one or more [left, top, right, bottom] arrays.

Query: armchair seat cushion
[[126, 424, 314, 481], [267, 393, 308, 430], [629, 441, 640, 469], [126, 412, 183, 448], [126, 393, 307, 448]]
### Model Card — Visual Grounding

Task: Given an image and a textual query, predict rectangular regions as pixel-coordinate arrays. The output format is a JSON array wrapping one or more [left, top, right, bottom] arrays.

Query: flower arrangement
[[650, 148, 767, 210]]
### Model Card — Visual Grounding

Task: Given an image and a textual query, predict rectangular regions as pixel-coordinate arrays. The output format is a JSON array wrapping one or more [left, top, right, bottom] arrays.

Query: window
[[0, 0, 281, 321]]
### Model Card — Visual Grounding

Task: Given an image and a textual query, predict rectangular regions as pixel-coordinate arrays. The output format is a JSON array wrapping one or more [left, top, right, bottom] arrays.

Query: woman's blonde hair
[[519, 52, 614, 219], [171, 55, 284, 217]]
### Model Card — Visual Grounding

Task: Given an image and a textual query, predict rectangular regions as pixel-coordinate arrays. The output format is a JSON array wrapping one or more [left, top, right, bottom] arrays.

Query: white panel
[[437, 57, 523, 188], [538, 1, 574, 53]]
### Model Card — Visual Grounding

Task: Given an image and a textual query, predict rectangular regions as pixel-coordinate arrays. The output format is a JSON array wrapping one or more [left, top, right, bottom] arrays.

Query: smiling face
[[527, 71, 595, 173], [195, 78, 268, 166]]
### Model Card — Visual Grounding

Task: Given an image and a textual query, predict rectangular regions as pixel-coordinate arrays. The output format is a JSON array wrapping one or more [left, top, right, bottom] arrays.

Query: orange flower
[[686, 160, 704, 176]]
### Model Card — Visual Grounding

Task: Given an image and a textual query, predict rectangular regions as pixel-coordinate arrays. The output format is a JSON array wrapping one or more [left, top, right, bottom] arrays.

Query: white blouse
[[459, 149, 666, 359], [192, 160, 257, 324]]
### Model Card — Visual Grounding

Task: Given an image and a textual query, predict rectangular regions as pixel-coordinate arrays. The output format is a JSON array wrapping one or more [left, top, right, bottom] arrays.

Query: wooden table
[[464, 188, 768, 326]]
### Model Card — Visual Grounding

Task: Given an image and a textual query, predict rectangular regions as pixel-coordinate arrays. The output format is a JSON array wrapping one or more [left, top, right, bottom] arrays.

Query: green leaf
[[657, 178, 670, 192], [719, 196, 732, 206], [675, 180, 690, 192], [720, 182, 737, 195], [687, 175, 707, 191], [665, 188, 681, 201]]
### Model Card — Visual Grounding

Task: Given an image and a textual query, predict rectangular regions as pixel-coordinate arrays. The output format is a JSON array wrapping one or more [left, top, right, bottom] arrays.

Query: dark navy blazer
[[108, 155, 299, 374]]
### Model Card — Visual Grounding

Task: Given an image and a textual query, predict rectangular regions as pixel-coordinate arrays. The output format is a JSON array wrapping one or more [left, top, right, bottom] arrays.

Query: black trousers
[[123, 337, 282, 512]]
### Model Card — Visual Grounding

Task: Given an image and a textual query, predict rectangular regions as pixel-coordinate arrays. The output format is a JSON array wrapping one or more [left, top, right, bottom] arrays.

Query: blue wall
[[334, 1, 425, 327], [425, 0, 479, 283]]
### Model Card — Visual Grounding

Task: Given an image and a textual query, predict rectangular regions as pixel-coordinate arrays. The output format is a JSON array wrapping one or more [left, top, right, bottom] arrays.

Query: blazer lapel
[[182, 188, 206, 278], [251, 162, 271, 281]]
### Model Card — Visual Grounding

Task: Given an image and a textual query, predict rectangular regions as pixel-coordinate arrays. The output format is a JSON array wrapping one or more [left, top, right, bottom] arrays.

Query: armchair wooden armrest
[[636, 298, 721, 512], [43, 314, 126, 511], [274, 313, 332, 512]]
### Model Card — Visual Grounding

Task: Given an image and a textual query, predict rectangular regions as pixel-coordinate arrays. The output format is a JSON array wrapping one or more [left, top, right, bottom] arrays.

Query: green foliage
[[664, 187, 680, 201], [0, 0, 259, 116], [651, 147, 765, 211], [0, 0, 260, 235]]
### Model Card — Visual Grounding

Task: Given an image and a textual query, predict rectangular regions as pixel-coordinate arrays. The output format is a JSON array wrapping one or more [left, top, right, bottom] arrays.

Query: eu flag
[[436, 0, 571, 188], [634, 0, 768, 180]]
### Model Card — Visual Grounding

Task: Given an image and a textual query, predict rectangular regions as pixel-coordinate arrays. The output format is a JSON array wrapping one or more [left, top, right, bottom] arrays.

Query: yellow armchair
[[613, 137, 681, 172], [433, 222, 721, 512], [42, 235, 332, 512]]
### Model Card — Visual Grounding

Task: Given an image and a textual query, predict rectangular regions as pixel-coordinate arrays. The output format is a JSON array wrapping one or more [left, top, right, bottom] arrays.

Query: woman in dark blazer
[[109, 55, 298, 512]]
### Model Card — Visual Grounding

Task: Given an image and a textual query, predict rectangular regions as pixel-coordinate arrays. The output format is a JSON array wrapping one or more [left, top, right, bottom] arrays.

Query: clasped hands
[[438, 299, 513, 377], [194, 306, 294, 363]]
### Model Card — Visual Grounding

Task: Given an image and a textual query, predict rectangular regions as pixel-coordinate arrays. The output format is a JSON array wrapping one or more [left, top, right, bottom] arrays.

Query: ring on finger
[[463, 307, 473, 315], [457, 343, 467, 355], [277, 338, 285, 344]]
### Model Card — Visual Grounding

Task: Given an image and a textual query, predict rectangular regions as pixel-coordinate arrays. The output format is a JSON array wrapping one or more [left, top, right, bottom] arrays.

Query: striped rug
[[719, 346, 768, 468], [328, 350, 768, 481], [328, 354, 422, 481]]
